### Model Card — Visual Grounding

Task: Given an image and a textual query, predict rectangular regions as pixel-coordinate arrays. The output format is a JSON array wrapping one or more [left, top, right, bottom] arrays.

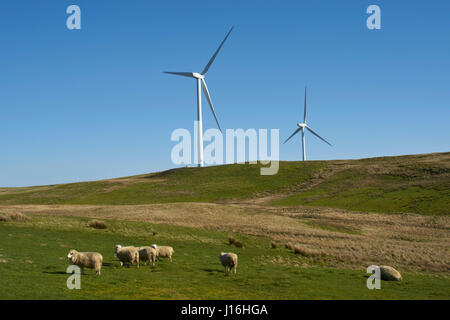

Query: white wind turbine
[[284, 87, 332, 161], [164, 27, 234, 167]]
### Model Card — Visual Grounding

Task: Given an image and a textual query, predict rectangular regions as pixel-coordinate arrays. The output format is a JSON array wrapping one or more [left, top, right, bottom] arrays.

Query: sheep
[[138, 246, 157, 266], [151, 244, 174, 262], [67, 249, 103, 275], [219, 252, 238, 274], [380, 265, 402, 281], [115, 245, 139, 268]]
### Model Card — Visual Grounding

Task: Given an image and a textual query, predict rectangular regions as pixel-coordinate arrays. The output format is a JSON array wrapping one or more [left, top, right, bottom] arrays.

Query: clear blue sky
[[1, 0, 449, 187]]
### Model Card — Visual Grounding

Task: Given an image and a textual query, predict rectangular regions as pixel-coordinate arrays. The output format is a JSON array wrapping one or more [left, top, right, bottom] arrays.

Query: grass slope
[[0, 152, 448, 215], [0, 162, 325, 205], [0, 216, 448, 300], [275, 153, 450, 215]]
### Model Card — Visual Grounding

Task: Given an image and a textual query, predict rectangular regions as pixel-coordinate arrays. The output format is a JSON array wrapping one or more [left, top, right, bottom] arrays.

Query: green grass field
[[0, 215, 448, 300], [0, 152, 448, 300]]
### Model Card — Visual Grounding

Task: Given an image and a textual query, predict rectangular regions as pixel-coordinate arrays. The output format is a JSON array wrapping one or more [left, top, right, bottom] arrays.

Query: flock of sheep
[[67, 244, 238, 276]]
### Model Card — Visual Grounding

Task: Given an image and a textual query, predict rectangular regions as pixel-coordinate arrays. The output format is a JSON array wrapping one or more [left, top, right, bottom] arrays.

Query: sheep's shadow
[[102, 262, 114, 267], [201, 268, 224, 274], [44, 270, 99, 276], [43, 271, 67, 275], [110, 263, 150, 269]]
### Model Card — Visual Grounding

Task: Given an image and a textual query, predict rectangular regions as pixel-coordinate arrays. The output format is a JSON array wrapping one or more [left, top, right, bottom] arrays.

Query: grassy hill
[[0, 152, 449, 300], [0, 161, 326, 205], [274, 152, 450, 215], [0, 152, 448, 215]]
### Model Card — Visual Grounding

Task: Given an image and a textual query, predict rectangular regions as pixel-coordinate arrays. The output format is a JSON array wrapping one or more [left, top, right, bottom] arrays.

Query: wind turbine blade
[[283, 127, 302, 144], [303, 87, 307, 123], [306, 126, 332, 146], [201, 78, 222, 132], [163, 72, 195, 78], [201, 26, 234, 75]]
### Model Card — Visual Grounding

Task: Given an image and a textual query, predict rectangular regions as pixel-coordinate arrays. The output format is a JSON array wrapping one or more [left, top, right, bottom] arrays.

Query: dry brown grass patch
[[1, 203, 448, 274], [0, 211, 30, 222], [233, 240, 244, 248], [285, 243, 295, 250], [293, 245, 322, 257], [228, 236, 244, 248], [88, 220, 107, 229]]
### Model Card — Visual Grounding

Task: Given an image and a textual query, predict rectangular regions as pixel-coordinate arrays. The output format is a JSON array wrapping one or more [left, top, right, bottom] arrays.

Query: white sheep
[[219, 252, 238, 274], [138, 246, 157, 266], [151, 244, 174, 262], [67, 249, 103, 275], [380, 265, 402, 281], [115, 245, 139, 268]]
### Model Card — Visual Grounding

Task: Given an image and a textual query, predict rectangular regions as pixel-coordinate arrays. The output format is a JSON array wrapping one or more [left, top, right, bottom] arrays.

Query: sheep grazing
[[219, 252, 238, 274], [138, 246, 157, 266], [115, 245, 139, 268], [380, 265, 402, 281], [151, 244, 174, 262], [67, 249, 103, 275]]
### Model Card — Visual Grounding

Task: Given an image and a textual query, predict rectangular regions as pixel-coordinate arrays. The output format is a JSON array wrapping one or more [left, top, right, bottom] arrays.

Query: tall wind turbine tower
[[284, 87, 332, 161], [164, 27, 234, 167]]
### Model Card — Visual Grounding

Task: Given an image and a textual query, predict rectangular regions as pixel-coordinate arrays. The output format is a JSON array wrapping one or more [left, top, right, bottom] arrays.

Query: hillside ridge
[[0, 152, 448, 215]]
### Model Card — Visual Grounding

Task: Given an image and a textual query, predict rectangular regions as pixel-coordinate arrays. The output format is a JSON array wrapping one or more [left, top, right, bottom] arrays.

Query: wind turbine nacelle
[[192, 73, 204, 79], [297, 123, 307, 128]]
